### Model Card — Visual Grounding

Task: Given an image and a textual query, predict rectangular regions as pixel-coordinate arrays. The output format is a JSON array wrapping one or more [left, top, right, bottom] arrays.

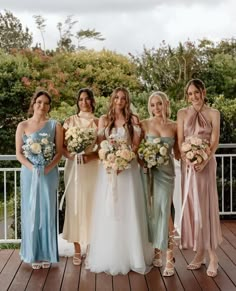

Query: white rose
[[30, 143, 41, 154], [100, 140, 110, 149], [159, 146, 167, 156], [186, 151, 194, 160], [182, 143, 192, 152], [41, 138, 49, 145]]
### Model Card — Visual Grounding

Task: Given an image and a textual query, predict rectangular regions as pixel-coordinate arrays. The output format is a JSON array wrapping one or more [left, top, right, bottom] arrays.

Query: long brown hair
[[106, 87, 136, 139]]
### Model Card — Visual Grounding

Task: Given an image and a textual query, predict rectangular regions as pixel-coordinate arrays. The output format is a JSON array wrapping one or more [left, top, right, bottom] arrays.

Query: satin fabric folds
[[61, 113, 98, 248], [86, 127, 153, 275], [141, 136, 175, 251], [20, 120, 59, 263], [180, 107, 222, 251]]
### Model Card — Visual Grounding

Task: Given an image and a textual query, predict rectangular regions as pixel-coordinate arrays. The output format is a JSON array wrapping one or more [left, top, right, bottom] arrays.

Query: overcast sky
[[1, 0, 235, 55]]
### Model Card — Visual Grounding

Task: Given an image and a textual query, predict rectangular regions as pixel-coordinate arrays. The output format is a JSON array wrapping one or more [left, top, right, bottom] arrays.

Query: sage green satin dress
[[141, 136, 175, 250]]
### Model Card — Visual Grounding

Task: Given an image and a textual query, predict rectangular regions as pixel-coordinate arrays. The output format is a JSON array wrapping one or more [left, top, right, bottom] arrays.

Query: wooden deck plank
[[79, 260, 96, 291], [0, 220, 235, 291], [26, 267, 50, 290], [219, 238, 236, 265], [223, 220, 236, 235], [216, 247, 236, 286], [113, 274, 130, 291], [129, 271, 148, 291], [0, 249, 14, 272], [43, 257, 67, 291], [174, 247, 201, 291], [221, 223, 236, 248], [60, 257, 80, 291], [0, 249, 22, 291], [96, 272, 113, 291], [145, 267, 166, 291], [7, 262, 32, 291]]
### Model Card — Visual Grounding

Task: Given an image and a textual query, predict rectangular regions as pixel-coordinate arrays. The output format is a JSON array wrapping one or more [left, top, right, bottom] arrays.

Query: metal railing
[[0, 144, 235, 243]]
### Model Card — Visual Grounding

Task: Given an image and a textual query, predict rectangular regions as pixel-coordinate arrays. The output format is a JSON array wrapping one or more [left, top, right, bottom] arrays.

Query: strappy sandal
[[163, 232, 175, 277], [187, 255, 206, 270], [42, 261, 51, 269], [73, 252, 82, 266], [32, 262, 42, 269], [153, 249, 162, 267], [207, 260, 218, 277]]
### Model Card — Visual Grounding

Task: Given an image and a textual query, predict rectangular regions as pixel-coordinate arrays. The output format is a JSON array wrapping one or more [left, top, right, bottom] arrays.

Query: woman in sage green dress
[[141, 91, 180, 277]]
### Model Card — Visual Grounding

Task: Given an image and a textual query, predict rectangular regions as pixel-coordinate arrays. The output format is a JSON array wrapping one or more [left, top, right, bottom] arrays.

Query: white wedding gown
[[86, 127, 153, 275]]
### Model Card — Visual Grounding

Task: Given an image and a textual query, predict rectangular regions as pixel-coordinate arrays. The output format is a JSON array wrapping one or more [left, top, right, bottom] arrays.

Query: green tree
[[0, 10, 32, 52], [57, 15, 105, 52], [33, 15, 47, 52]]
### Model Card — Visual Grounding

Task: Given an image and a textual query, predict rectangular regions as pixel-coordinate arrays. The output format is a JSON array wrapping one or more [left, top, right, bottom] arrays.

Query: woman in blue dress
[[15, 90, 63, 269], [141, 91, 180, 277]]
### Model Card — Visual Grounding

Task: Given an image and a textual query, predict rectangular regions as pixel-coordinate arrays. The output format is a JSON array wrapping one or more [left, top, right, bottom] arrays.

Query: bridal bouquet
[[65, 127, 96, 154], [138, 137, 169, 168], [98, 134, 135, 172], [181, 136, 210, 165], [22, 133, 55, 166]]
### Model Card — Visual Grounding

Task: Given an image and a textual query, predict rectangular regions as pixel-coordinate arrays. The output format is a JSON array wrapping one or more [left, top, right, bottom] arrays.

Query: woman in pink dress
[[177, 79, 222, 277]]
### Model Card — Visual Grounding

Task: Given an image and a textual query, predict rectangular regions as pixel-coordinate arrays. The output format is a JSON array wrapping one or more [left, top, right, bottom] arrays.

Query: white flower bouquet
[[22, 133, 55, 166], [98, 133, 136, 172], [181, 136, 210, 165], [65, 127, 96, 154], [138, 137, 169, 168]]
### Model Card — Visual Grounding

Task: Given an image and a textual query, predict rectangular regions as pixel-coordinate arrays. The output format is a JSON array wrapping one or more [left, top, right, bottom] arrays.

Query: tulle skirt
[[86, 160, 153, 275]]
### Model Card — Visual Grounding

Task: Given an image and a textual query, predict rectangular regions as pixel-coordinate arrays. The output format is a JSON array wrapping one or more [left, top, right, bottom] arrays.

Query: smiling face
[[150, 95, 164, 117], [78, 91, 92, 112], [33, 94, 51, 115], [113, 90, 127, 111], [187, 84, 206, 106]]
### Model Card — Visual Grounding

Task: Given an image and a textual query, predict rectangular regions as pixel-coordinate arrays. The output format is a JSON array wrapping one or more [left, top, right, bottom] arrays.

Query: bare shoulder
[[17, 119, 28, 130], [168, 119, 177, 128], [140, 118, 149, 126], [209, 107, 220, 115], [99, 114, 108, 127], [177, 107, 187, 118], [206, 106, 220, 120], [131, 114, 140, 125], [55, 121, 62, 128]]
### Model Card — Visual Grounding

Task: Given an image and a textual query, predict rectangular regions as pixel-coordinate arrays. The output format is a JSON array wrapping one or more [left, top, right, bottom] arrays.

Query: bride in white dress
[[86, 87, 153, 275]]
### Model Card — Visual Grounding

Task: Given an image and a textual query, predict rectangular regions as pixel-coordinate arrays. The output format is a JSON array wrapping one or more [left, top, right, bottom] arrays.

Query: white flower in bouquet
[[138, 138, 169, 169], [98, 135, 135, 173], [30, 142, 42, 154], [160, 146, 168, 156], [65, 127, 96, 154], [22, 133, 55, 166]]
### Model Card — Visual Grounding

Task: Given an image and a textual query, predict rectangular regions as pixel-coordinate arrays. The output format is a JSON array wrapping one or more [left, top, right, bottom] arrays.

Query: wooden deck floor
[[0, 220, 235, 291]]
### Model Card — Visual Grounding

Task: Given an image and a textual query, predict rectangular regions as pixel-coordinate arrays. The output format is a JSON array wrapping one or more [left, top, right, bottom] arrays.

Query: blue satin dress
[[20, 120, 59, 263], [141, 136, 175, 250]]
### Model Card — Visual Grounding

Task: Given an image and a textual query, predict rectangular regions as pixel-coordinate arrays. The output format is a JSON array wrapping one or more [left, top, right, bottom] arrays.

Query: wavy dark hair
[[106, 87, 137, 140], [28, 90, 52, 117], [185, 78, 208, 103], [76, 88, 95, 114]]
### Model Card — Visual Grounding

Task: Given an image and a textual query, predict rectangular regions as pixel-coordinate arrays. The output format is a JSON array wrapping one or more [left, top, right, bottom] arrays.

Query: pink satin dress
[[181, 107, 222, 251]]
